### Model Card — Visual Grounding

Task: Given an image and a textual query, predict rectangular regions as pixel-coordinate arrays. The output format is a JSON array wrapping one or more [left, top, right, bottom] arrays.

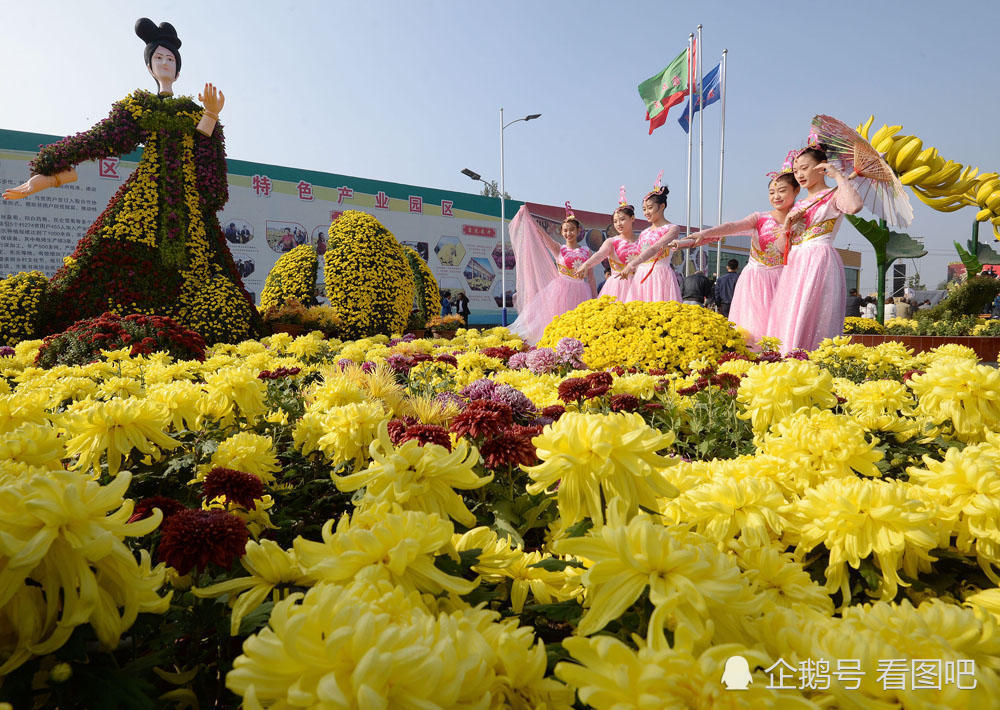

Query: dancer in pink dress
[[508, 203, 597, 344], [622, 177, 681, 303], [766, 144, 863, 352], [671, 169, 800, 345], [573, 189, 642, 302]]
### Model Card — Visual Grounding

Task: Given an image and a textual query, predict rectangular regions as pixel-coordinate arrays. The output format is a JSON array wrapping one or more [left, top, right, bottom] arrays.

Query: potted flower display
[[426, 314, 464, 339]]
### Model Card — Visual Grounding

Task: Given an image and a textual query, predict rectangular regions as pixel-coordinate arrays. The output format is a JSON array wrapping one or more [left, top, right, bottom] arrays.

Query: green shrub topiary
[[324, 211, 415, 338]]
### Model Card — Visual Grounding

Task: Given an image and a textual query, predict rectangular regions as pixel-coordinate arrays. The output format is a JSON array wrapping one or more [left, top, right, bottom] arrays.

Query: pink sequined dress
[[767, 186, 860, 352], [509, 244, 594, 344], [691, 213, 785, 344], [631, 224, 681, 303], [598, 236, 643, 302]]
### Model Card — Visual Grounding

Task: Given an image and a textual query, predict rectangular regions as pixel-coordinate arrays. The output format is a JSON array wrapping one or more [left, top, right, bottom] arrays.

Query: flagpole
[[684, 32, 694, 276], [716, 49, 728, 279], [697, 24, 705, 276]]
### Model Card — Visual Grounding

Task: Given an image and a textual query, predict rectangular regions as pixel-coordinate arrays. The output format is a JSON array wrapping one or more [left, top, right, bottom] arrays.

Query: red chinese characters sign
[[462, 225, 496, 238]]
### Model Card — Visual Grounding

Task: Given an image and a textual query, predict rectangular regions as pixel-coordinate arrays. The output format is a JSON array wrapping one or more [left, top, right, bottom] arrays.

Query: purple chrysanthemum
[[491, 384, 536, 420], [434, 391, 466, 410], [555, 337, 585, 364], [461, 378, 498, 400]]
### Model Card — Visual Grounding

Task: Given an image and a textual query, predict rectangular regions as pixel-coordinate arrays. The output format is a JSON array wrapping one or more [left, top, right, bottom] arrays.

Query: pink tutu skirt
[[509, 274, 593, 344], [767, 242, 845, 353], [729, 261, 782, 346], [630, 259, 681, 303], [598, 271, 634, 302]]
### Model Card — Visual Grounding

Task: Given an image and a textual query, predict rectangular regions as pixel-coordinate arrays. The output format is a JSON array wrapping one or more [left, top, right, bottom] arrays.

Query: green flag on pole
[[638, 43, 694, 134]]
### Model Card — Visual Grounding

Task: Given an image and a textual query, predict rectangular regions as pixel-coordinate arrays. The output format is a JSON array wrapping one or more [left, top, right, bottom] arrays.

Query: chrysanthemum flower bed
[[2, 326, 1000, 708]]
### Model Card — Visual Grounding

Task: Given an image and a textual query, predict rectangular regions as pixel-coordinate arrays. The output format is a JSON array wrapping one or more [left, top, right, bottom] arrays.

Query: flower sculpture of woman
[[2, 18, 259, 343]]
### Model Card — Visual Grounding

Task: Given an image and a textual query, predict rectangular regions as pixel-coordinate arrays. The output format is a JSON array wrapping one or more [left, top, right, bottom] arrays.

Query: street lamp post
[[499, 109, 541, 327], [461, 110, 540, 327]]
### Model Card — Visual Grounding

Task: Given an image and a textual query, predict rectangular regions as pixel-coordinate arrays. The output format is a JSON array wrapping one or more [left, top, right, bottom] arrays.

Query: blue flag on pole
[[678, 63, 721, 133]]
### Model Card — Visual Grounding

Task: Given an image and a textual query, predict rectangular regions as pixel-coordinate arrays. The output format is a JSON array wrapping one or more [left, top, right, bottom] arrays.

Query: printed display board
[[0, 129, 521, 324]]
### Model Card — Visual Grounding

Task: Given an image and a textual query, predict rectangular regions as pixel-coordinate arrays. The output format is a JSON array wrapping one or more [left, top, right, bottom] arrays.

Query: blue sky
[[2, 0, 998, 292]]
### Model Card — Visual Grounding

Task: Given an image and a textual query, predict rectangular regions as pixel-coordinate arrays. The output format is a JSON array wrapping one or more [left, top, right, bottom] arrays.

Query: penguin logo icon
[[721, 655, 752, 690]]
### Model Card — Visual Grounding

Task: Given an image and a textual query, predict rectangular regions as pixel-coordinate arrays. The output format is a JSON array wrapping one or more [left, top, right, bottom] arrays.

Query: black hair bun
[[135, 18, 181, 49]]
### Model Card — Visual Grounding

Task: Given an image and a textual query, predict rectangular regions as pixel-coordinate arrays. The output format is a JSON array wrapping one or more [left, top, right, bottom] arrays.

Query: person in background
[[895, 296, 912, 319], [440, 289, 452, 316], [918, 299, 932, 311], [455, 291, 471, 324], [845, 288, 863, 318], [884, 298, 897, 320], [862, 297, 878, 320], [681, 269, 713, 306], [713, 259, 740, 318]]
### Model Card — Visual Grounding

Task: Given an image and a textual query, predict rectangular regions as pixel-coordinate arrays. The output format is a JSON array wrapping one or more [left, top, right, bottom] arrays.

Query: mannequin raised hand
[[196, 83, 225, 136]]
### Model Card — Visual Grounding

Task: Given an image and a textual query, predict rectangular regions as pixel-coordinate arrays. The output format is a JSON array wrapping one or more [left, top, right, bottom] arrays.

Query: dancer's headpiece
[[766, 149, 799, 180], [618, 186, 628, 207], [645, 170, 664, 198], [564, 201, 576, 220]]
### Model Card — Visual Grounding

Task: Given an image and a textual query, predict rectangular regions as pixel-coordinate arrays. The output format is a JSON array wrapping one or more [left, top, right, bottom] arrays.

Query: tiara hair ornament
[[766, 148, 799, 179], [618, 186, 628, 207], [794, 127, 823, 158], [564, 201, 576, 220], [645, 170, 665, 198]]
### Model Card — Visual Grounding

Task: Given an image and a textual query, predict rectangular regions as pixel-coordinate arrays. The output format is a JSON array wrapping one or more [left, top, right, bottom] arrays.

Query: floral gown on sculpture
[[29, 90, 257, 342]]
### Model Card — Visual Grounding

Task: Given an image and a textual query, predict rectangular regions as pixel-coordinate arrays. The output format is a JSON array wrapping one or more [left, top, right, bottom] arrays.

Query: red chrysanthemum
[[157, 509, 249, 575], [128, 496, 186, 523], [435, 354, 458, 367], [540, 404, 566, 420], [710, 373, 742, 390], [202, 467, 265, 509], [480, 346, 518, 362], [558, 378, 592, 403], [479, 426, 539, 470], [450, 400, 513, 439], [399, 424, 452, 451], [609, 393, 641, 412], [717, 352, 751, 364], [386, 418, 410, 445]]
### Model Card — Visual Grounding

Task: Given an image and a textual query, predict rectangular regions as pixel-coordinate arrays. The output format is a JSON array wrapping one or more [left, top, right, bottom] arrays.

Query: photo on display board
[[222, 218, 254, 244], [464, 257, 495, 292], [265, 220, 309, 254], [311, 225, 329, 255], [234, 258, 255, 278], [491, 241, 515, 270], [435, 236, 465, 266]]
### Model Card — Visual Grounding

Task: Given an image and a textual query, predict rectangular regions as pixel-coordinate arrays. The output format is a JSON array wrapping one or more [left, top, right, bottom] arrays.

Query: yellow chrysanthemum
[[292, 401, 386, 468], [0, 470, 170, 674], [553, 505, 756, 648], [556, 636, 817, 709], [909, 359, 1000, 443], [783, 477, 940, 603], [0, 390, 51, 434], [736, 359, 838, 439], [761, 408, 883, 489], [204, 367, 268, 423], [61, 397, 180, 475], [524, 412, 678, 527], [193, 539, 314, 634], [661, 476, 788, 548], [729, 540, 834, 618], [293, 502, 477, 595], [304, 376, 366, 410], [453, 527, 521, 579], [499, 550, 581, 614], [0, 422, 65, 467], [907, 436, 1000, 582], [146, 380, 207, 432], [201, 431, 280, 483], [335, 423, 490, 526]]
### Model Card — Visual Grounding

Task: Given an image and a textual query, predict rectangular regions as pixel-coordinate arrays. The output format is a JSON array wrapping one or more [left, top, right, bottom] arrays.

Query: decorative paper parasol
[[810, 114, 914, 228]]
